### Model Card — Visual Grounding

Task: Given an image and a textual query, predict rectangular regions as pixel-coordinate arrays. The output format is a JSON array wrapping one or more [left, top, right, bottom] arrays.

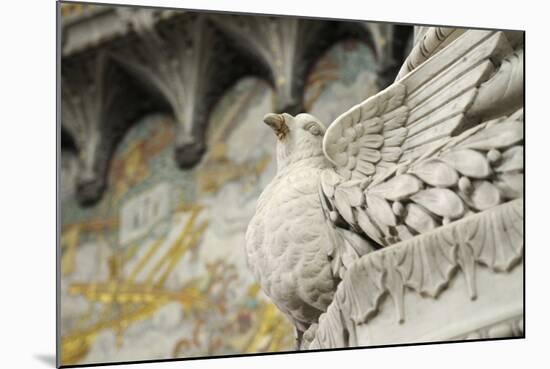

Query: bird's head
[[263, 112, 326, 171]]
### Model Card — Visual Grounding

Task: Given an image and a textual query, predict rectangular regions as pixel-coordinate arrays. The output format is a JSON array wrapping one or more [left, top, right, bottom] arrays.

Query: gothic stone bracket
[[61, 48, 162, 205], [112, 10, 266, 169], [207, 14, 406, 114], [61, 8, 413, 206]]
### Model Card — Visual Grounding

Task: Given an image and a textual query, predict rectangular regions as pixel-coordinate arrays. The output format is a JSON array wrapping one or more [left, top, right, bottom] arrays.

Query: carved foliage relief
[[311, 198, 523, 349]]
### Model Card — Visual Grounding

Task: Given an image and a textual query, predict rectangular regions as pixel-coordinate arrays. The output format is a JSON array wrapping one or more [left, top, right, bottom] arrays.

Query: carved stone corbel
[[62, 49, 161, 205], [59, 8, 414, 206], [111, 11, 261, 169], [208, 15, 382, 114], [62, 51, 110, 206]]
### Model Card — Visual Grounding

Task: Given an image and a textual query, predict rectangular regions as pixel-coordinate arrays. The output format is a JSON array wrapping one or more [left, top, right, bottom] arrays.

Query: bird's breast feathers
[[245, 166, 335, 326]]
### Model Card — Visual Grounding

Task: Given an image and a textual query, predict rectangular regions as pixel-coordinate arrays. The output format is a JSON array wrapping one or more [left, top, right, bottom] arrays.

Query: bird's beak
[[263, 113, 289, 140]]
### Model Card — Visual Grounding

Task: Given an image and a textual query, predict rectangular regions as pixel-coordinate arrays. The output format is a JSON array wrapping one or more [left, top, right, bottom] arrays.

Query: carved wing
[[318, 181, 377, 280], [320, 29, 524, 251]]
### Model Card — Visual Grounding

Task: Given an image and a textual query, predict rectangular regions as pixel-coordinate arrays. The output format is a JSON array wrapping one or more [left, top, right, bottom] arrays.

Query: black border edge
[[56, 1, 62, 368]]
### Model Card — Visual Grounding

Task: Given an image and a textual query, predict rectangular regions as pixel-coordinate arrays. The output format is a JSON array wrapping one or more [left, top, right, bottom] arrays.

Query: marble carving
[[245, 28, 524, 349]]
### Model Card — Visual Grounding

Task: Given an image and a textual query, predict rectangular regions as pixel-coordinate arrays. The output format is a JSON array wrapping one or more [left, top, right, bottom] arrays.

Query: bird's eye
[[304, 122, 322, 136]]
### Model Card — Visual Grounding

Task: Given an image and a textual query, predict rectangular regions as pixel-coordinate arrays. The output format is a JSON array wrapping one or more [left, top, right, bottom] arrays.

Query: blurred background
[[59, 2, 413, 365]]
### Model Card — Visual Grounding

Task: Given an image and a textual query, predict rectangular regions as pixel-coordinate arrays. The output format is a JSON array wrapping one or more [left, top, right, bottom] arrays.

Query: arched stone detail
[[207, 14, 382, 114], [111, 10, 266, 169], [60, 7, 413, 207], [61, 49, 165, 206]]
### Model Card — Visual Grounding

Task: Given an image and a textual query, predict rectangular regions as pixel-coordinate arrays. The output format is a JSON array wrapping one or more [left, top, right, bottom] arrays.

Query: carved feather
[[320, 29, 523, 253]]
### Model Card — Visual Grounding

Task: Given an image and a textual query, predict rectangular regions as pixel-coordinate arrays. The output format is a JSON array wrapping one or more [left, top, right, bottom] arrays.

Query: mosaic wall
[[60, 39, 380, 365]]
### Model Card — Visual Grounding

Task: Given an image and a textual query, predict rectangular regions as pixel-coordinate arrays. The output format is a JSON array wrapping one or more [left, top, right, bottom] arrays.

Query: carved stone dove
[[245, 113, 374, 347], [246, 29, 523, 349]]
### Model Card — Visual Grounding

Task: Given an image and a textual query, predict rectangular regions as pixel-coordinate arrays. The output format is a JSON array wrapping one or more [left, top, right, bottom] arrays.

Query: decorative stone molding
[[308, 199, 523, 348], [60, 6, 412, 206], [61, 48, 162, 205], [61, 6, 178, 56], [208, 15, 373, 114], [451, 316, 524, 340], [61, 52, 107, 205]]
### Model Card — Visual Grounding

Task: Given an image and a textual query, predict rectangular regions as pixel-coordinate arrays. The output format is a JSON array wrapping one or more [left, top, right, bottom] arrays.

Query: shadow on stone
[[174, 140, 207, 169]]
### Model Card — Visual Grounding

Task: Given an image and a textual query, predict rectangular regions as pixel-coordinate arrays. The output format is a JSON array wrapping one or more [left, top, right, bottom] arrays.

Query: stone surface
[[309, 199, 523, 348], [247, 28, 524, 349]]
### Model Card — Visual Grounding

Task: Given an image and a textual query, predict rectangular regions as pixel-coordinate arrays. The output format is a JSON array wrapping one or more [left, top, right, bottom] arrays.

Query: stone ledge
[[309, 198, 523, 348]]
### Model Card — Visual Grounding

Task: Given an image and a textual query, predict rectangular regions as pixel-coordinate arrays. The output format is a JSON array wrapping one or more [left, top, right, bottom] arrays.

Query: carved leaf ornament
[[311, 199, 523, 348]]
